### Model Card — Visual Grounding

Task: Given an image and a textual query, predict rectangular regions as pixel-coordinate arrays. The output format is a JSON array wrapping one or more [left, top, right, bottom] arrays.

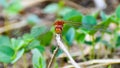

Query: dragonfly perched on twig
[[54, 19, 82, 34]]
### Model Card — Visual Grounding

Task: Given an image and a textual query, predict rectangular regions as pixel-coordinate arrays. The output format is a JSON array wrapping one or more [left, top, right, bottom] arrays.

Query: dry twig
[[47, 46, 59, 68], [63, 59, 120, 68], [0, 20, 27, 34], [56, 34, 81, 68]]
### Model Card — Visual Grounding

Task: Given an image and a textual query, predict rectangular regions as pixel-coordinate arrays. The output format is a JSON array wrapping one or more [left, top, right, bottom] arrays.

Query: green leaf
[[32, 49, 46, 68], [39, 31, 53, 46], [0, 36, 11, 47], [0, 45, 14, 63], [26, 40, 40, 51], [100, 11, 107, 21], [43, 3, 59, 14], [75, 33, 86, 43], [116, 36, 120, 47], [5, 0, 22, 15], [27, 14, 41, 25], [58, 7, 74, 16], [82, 15, 97, 30], [0, 0, 8, 7], [36, 46, 45, 53], [65, 27, 75, 45], [63, 9, 82, 22], [11, 38, 24, 51], [116, 5, 120, 18], [30, 26, 47, 38], [23, 34, 34, 42], [11, 49, 25, 63]]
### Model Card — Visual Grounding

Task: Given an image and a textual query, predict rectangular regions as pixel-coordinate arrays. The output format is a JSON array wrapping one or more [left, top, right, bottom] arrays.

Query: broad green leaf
[[39, 31, 53, 46], [82, 15, 97, 30], [5, 0, 22, 15], [65, 27, 75, 45], [100, 11, 107, 21], [89, 17, 113, 35], [0, 0, 8, 7], [23, 34, 34, 42], [63, 9, 82, 22], [35, 46, 45, 53], [27, 14, 41, 25], [30, 26, 47, 38], [58, 7, 74, 16], [26, 40, 40, 51], [43, 3, 59, 14], [75, 33, 86, 43], [11, 49, 25, 63], [11, 38, 24, 51], [0, 36, 11, 47], [0, 46, 14, 63], [32, 49, 46, 68], [116, 5, 120, 18]]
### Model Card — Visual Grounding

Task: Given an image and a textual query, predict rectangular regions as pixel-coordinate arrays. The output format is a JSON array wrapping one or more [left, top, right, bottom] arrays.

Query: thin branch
[[56, 34, 81, 68], [63, 59, 120, 68], [47, 46, 59, 68]]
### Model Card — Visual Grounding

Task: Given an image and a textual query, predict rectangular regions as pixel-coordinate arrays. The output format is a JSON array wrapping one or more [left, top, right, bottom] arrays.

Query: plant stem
[[47, 46, 59, 68], [79, 44, 86, 61], [97, 32, 104, 59], [3, 63, 7, 68], [23, 54, 27, 68], [13, 63, 16, 68], [90, 35, 95, 59]]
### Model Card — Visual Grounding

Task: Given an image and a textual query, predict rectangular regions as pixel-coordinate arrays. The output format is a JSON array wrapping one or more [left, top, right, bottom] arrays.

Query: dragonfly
[[54, 19, 82, 34]]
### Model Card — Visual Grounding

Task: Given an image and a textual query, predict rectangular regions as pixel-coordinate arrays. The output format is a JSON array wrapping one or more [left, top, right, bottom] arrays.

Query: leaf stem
[[3, 63, 7, 68], [47, 46, 59, 68], [23, 54, 27, 68], [90, 35, 95, 59]]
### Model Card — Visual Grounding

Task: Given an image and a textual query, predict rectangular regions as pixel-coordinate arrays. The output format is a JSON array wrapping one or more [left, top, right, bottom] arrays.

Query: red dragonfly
[[54, 19, 82, 34]]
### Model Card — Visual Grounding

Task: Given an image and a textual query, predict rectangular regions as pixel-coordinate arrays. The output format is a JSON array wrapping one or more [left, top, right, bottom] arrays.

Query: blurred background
[[0, 0, 120, 68]]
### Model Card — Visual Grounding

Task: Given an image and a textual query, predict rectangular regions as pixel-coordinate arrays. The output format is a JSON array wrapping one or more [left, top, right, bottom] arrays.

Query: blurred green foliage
[[0, 1, 120, 68]]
